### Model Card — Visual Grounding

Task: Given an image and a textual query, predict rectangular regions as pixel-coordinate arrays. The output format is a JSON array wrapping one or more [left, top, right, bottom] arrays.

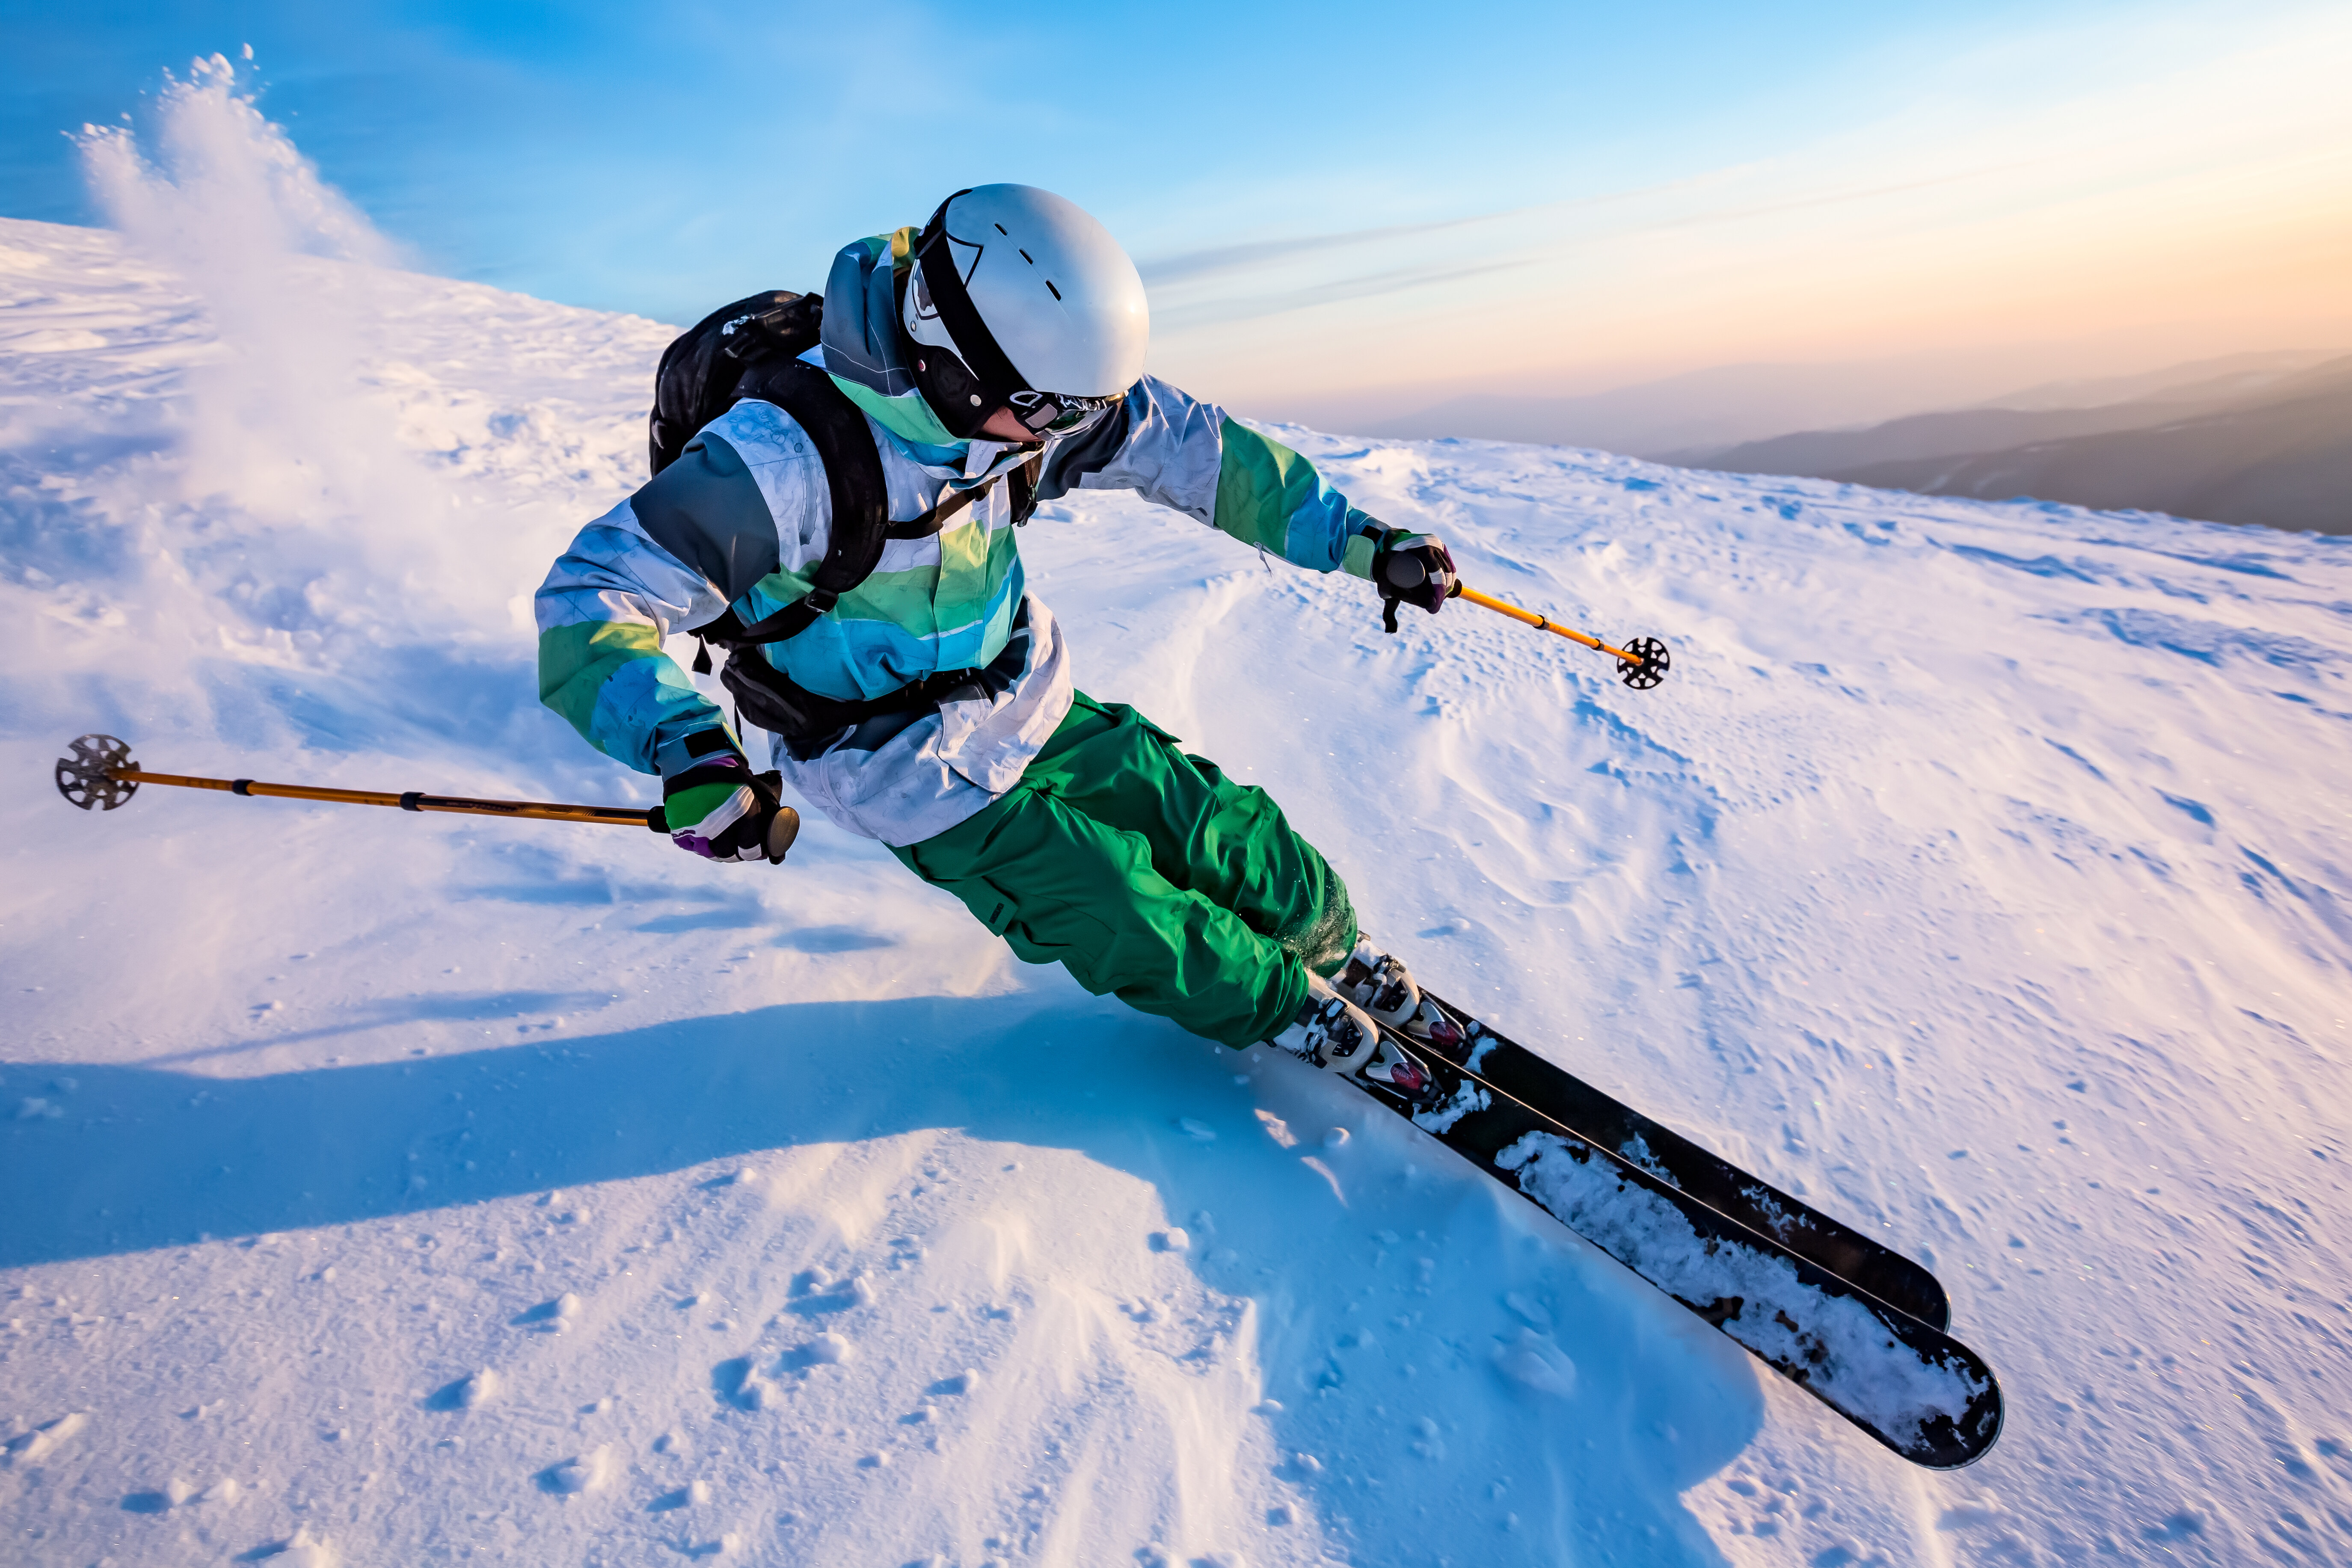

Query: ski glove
[[1372, 529, 1460, 632], [656, 729, 800, 864]]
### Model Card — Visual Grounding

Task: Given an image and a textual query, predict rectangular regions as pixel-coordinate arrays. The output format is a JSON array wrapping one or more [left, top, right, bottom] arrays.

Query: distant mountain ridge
[[1679, 353, 2337, 477], [1339, 346, 2352, 531], [1956, 350, 2335, 414], [1346, 349, 2337, 465], [1794, 355, 2352, 535]]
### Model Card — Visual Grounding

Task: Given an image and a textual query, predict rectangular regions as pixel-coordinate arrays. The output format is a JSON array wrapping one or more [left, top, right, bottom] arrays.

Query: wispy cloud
[[1151, 256, 1536, 332], [1135, 166, 1763, 289], [1143, 157, 2037, 307], [1140, 210, 1528, 288]]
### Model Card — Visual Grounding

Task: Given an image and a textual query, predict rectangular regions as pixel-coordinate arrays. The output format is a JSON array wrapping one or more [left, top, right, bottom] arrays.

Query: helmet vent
[[1045, 281, 1062, 301], [1018, 249, 1034, 264], [995, 223, 1009, 235]]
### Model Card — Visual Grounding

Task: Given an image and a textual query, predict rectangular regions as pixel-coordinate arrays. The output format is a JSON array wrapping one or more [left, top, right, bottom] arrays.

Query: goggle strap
[[914, 196, 1033, 419]]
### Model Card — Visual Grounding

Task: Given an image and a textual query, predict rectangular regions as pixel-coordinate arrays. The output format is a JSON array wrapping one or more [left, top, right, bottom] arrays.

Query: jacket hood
[[819, 227, 967, 452]]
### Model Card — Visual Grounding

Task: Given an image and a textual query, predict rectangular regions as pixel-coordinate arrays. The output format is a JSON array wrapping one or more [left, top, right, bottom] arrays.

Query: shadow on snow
[[1, 992, 1762, 1562]]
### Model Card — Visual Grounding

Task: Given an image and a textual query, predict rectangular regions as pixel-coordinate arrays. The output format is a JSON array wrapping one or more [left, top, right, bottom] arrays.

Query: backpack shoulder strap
[[716, 360, 892, 649]]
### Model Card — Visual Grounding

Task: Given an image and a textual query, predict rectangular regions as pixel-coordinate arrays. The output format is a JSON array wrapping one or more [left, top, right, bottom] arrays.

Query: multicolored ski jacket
[[535, 237, 1391, 848]]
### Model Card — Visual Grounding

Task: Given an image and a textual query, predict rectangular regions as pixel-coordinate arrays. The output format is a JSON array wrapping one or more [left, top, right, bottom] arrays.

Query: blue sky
[[10, 1, 2349, 427]]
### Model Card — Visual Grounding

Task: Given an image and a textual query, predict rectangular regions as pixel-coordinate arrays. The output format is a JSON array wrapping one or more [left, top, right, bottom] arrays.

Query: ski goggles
[[1006, 387, 1118, 436]]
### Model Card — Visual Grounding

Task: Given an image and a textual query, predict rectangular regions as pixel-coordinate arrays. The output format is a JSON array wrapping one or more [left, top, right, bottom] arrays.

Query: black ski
[[1424, 991, 1950, 1331], [1348, 1035, 2003, 1469]]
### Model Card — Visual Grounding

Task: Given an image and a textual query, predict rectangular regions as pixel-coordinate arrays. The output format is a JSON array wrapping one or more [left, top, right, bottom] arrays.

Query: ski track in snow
[[4, 90, 2352, 1568]]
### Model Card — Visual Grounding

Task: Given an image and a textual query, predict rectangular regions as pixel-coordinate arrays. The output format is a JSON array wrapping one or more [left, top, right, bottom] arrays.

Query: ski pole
[[50, 734, 795, 847], [1451, 585, 1672, 689]]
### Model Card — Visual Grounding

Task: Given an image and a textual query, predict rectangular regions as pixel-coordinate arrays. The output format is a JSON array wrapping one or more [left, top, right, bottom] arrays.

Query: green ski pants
[[891, 691, 1358, 1048]]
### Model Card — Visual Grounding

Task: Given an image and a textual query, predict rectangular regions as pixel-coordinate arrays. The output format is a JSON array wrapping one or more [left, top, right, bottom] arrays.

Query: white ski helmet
[[902, 184, 1148, 438]]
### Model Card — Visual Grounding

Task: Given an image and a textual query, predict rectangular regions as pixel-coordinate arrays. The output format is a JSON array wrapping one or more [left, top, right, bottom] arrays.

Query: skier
[[536, 184, 1463, 1091]]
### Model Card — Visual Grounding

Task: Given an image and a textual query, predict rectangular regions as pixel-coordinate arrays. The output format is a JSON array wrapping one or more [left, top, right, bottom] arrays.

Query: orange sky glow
[[1142, 6, 2352, 427]]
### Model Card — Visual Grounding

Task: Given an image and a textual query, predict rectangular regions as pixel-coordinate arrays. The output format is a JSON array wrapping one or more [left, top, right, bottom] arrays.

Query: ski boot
[[1271, 973, 1437, 1102], [1337, 938, 1468, 1061]]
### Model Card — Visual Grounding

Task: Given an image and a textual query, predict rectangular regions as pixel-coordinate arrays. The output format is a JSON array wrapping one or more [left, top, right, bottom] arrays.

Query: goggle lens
[[1009, 389, 1117, 435]]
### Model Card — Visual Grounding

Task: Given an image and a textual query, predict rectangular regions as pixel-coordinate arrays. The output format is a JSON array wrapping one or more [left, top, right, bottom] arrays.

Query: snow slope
[[6, 75, 2352, 1568]]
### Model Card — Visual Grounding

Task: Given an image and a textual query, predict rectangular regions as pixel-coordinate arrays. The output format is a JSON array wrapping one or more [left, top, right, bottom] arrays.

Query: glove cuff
[[661, 727, 751, 798], [660, 729, 757, 843]]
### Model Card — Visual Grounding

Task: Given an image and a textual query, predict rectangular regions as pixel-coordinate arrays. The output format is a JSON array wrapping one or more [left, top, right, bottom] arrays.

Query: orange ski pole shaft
[[111, 765, 657, 826], [55, 733, 669, 830], [1454, 585, 1641, 663], [1449, 585, 1673, 689]]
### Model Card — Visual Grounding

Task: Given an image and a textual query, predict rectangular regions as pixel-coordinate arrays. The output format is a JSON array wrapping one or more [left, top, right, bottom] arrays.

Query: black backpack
[[641, 290, 1040, 737], [649, 290, 821, 477]]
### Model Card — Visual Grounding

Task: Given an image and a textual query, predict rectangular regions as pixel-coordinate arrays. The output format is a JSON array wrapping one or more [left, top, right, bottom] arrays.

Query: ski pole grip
[[765, 805, 801, 863]]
